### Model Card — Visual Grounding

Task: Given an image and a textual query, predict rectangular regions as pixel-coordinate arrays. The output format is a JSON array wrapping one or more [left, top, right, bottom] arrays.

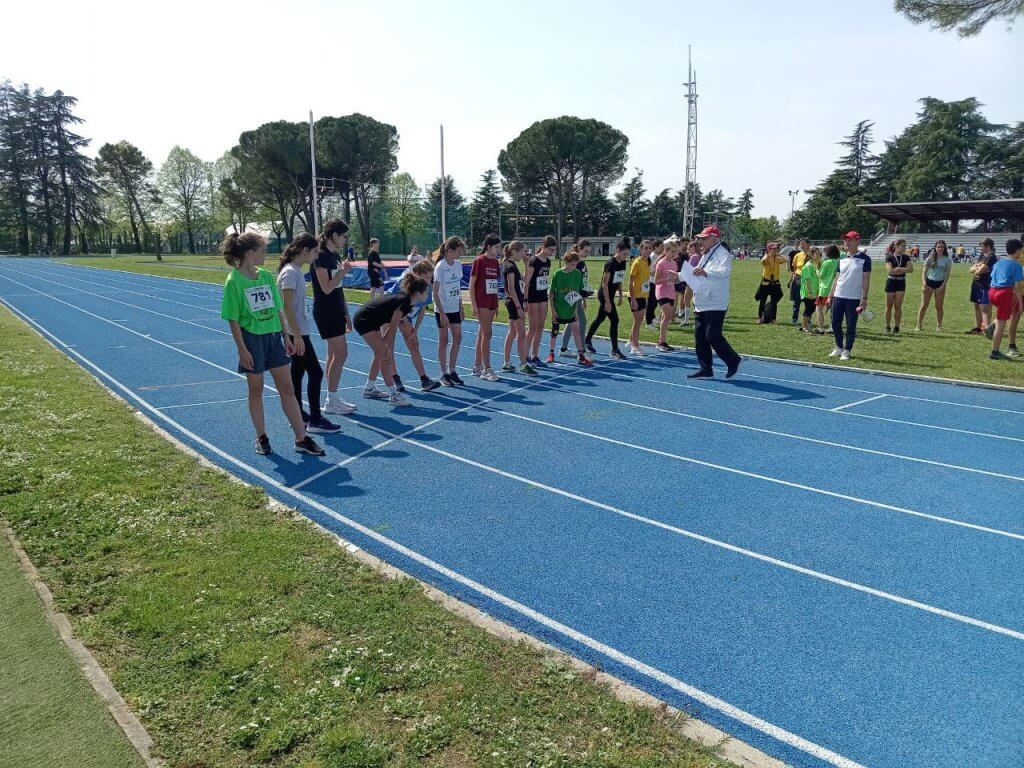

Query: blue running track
[[2, 258, 1023, 768]]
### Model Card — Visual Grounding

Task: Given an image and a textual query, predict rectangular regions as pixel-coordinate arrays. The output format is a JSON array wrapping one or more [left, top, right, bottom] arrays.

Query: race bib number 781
[[244, 285, 275, 314]]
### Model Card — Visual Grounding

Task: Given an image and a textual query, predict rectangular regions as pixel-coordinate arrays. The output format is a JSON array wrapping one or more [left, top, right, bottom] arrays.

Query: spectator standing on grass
[[686, 226, 741, 379], [915, 239, 952, 332], [966, 237, 997, 336], [827, 231, 871, 363], [799, 247, 823, 334], [366, 238, 385, 300], [220, 232, 324, 457], [986, 238, 1024, 360], [884, 238, 913, 335], [788, 239, 811, 325], [755, 242, 785, 324]]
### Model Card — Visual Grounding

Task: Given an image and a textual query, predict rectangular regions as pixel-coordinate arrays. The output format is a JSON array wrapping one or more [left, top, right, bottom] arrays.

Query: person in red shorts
[[987, 238, 1024, 360], [470, 233, 503, 381]]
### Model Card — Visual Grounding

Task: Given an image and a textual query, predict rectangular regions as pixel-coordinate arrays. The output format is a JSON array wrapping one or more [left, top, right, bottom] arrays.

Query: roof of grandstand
[[859, 198, 1024, 223]]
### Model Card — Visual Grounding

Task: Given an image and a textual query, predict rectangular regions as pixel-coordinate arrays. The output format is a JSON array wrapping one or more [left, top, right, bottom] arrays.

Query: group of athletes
[[219, 219, 709, 457]]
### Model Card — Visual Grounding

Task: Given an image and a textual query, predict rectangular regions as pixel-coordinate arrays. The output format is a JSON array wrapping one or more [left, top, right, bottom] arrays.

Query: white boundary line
[[831, 394, 889, 413], [0, 295, 865, 768]]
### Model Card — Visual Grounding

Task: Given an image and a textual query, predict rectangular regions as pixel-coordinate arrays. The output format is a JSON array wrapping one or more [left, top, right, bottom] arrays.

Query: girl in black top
[[585, 236, 629, 359], [352, 273, 430, 408], [524, 235, 556, 364], [312, 218, 356, 415], [884, 238, 914, 334], [501, 240, 537, 375]]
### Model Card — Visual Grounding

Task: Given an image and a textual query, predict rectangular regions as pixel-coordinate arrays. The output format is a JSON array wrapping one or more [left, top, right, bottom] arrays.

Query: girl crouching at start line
[[220, 232, 325, 456], [351, 273, 432, 407]]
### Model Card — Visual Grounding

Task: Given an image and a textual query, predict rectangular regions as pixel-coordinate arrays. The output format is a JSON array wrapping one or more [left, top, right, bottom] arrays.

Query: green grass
[[0, 308, 730, 767], [61, 252, 1022, 387], [0, 536, 145, 768]]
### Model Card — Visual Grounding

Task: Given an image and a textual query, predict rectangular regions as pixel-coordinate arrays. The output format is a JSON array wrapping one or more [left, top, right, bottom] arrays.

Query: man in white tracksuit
[[686, 225, 742, 379]]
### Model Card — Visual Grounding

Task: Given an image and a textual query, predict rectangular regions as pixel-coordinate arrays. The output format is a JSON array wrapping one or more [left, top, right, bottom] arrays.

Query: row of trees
[[788, 98, 1024, 241]]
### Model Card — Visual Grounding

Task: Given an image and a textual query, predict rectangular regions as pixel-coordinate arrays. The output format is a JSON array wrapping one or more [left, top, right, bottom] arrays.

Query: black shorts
[[434, 311, 463, 328], [527, 293, 549, 305], [674, 281, 686, 292], [658, 297, 674, 306], [802, 298, 816, 318], [352, 315, 379, 336], [555, 315, 576, 326], [630, 297, 647, 311], [970, 282, 990, 305], [505, 300, 523, 321], [239, 329, 290, 374], [313, 308, 347, 340], [925, 278, 945, 290], [885, 278, 907, 294], [369, 272, 384, 288]]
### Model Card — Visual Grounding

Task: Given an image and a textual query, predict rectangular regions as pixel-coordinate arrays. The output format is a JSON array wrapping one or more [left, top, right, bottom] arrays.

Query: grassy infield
[[0, 252, 1018, 768]]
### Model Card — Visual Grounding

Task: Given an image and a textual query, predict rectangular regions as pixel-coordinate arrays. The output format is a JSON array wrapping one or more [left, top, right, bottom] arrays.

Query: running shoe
[[984, 323, 996, 340], [481, 369, 501, 382], [546, 352, 555, 364], [840, 350, 851, 361], [500, 363, 515, 372], [449, 372, 465, 386], [577, 354, 594, 367], [420, 376, 441, 392], [885, 326, 892, 334], [306, 416, 341, 434], [965, 327, 982, 335], [255, 434, 272, 455], [559, 349, 576, 358], [294, 436, 325, 456], [440, 373, 455, 387], [585, 342, 597, 354], [323, 397, 356, 415], [656, 342, 674, 352], [725, 358, 742, 379], [629, 345, 645, 356], [472, 365, 483, 377], [913, 326, 922, 332], [363, 385, 389, 400], [990, 350, 1007, 360], [1007, 346, 1020, 358], [686, 370, 713, 379], [610, 350, 626, 361], [300, 409, 311, 424], [389, 392, 412, 407], [392, 374, 405, 393], [893, 326, 900, 335], [936, 325, 943, 332], [828, 347, 842, 357], [520, 363, 539, 376]]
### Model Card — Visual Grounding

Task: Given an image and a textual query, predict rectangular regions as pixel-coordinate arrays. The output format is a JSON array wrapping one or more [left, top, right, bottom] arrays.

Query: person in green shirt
[[220, 231, 324, 457], [817, 244, 840, 334], [549, 251, 593, 366], [799, 247, 823, 333]]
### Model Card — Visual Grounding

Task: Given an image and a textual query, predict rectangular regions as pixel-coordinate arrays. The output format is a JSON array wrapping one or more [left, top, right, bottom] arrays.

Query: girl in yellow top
[[756, 242, 785, 324], [627, 250, 651, 355]]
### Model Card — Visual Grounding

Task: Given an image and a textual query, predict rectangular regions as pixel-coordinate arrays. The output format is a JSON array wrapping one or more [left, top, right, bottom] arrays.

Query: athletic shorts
[[674, 281, 686, 292], [434, 311, 463, 328], [885, 278, 907, 294], [505, 300, 522, 321], [658, 297, 675, 307], [988, 287, 1017, 321], [475, 294, 499, 311], [555, 315, 576, 326], [925, 278, 945, 290], [313, 308, 347, 340], [369, 273, 384, 288], [802, 298, 816, 318], [631, 297, 647, 311], [239, 328, 290, 374], [352, 314, 379, 337], [970, 282, 990, 305]]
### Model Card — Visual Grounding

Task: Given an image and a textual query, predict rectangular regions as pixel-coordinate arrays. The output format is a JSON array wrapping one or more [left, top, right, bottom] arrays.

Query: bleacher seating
[[865, 232, 1021, 261]]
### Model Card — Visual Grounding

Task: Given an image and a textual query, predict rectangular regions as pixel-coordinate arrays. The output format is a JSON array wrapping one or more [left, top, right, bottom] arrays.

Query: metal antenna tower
[[682, 47, 698, 239]]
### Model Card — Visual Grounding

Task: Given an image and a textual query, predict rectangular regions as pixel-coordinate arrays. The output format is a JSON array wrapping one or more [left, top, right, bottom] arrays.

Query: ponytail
[[279, 233, 317, 272], [221, 231, 266, 267], [318, 218, 349, 251], [503, 240, 525, 260], [435, 236, 465, 263], [399, 273, 429, 296]]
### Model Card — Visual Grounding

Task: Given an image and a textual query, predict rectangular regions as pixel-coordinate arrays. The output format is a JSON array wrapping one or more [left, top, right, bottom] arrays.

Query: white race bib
[[565, 290, 582, 305], [613, 270, 625, 284], [244, 285, 275, 314], [485, 278, 499, 295], [642, 280, 651, 292], [536, 275, 549, 291], [447, 285, 460, 300]]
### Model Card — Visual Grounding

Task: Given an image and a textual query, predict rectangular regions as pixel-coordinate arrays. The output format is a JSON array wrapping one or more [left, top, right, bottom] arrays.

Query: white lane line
[[831, 394, 889, 413], [138, 377, 240, 391], [157, 385, 371, 411], [0, 295, 867, 768]]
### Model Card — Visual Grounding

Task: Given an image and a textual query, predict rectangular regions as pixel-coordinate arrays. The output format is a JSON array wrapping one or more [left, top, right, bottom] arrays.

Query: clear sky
[[2, 0, 1020, 219]]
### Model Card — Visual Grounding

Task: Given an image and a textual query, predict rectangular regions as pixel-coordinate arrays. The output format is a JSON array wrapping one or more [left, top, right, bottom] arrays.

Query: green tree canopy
[[894, 0, 1023, 36]]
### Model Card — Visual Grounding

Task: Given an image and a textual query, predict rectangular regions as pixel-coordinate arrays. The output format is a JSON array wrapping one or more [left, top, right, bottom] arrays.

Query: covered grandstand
[[859, 198, 1024, 259]]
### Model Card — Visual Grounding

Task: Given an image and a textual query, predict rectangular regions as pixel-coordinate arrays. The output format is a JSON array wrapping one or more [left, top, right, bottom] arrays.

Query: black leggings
[[290, 334, 324, 419], [586, 292, 620, 351]]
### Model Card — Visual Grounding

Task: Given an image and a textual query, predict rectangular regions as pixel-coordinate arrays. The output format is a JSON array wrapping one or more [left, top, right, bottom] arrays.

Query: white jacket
[[691, 242, 734, 312]]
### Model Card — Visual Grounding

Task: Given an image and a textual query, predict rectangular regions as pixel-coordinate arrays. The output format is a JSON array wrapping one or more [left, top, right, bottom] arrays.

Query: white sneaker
[[840, 350, 851, 361], [323, 397, 356, 415], [472, 365, 483, 377], [559, 349, 576, 358], [481, 369, 501, 382], [629, 345, 645, 356], [362, 385, 389, 400], [829, 347, 842, 358], [389, 391, 412, 407]]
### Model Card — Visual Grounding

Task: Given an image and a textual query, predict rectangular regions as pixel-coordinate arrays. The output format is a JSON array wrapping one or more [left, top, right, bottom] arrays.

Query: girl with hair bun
[[219, 231, 325, 456]]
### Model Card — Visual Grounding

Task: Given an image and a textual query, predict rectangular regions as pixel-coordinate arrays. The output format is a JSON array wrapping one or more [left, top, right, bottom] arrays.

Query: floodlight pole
[[440, 124, 447, 243], [309, 110, 320, 234]]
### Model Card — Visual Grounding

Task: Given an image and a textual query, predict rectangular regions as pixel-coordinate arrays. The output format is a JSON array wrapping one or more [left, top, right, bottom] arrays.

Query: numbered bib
[[565, 290, 582, 305], [485, 278, 499, 295], [536, 275, 549, 291], [447, 285, 460, 300], [642, 280, 651, 292], [244, 285, 275, 314], [613, 270, 625, 285]]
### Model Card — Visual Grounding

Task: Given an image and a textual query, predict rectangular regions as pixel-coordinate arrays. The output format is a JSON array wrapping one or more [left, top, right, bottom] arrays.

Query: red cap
[[696, 225, 721, 239], [842, 230, 861, 241]]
